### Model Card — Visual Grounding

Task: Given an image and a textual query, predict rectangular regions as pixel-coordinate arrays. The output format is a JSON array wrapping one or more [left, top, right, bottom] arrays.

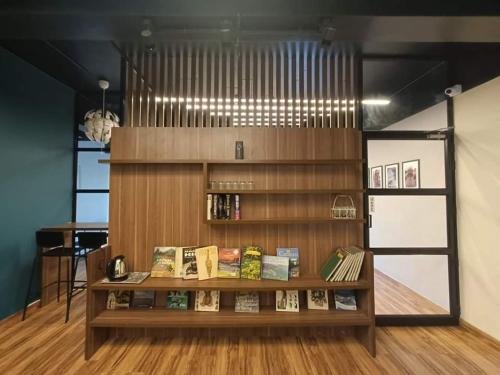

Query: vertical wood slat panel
[[311, 43, 316, 128], [249, 46, 254, 127], [234, 46, 239, 127], [186, 44, 191, 127], [226, 48, 231, 127], [218, 46, 223, 128], [126, 46, 135, 128], [202, 46, 208, 128], [124, 42, 357, 129], [171, 44, 177, 127], [256, 46, 262, 127], [165, 45, 171, 127], [135, 49, 144, 127], [177, 44, 183, 128], [241, 45, 246, 120], [144, 52, 151, 127]]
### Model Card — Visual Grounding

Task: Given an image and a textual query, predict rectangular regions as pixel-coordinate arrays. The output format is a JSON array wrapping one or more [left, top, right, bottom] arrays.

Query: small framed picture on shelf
[[370, 166, 383, 189], [402, 160, 420, 188], [384, 163, 399, 189]]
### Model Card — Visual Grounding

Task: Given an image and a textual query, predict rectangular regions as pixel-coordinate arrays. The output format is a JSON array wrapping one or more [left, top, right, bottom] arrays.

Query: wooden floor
[[374, 269, 449, 315], [2, 289, 500, 374]]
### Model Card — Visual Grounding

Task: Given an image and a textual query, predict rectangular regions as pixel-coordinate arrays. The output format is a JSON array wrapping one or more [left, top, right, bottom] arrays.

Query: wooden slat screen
[[123, 42, 358, 128]]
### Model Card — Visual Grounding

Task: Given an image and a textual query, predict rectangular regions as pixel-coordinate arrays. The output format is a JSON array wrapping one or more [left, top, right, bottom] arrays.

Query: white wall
[[368, 140, 446, 188], [384, 101, 448, 131], [454, 76, 500, 340], [374, 255, 450, 311], [369, 196, 448, 248], [369, 100, 450, 311]]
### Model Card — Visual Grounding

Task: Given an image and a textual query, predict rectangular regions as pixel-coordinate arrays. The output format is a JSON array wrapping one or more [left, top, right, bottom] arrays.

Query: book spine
[[207, 194, 212, 220], [212, 194, 218, 219], [225, 194, 231, 219], [234, 194, 240, 220], [217, 194, 224, 219]]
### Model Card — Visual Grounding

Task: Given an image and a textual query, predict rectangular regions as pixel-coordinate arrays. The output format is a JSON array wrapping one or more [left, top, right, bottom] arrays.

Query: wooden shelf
[[99, 159, 203, 164], [86, 128, 375, 360], [100, 159, 364, 165], [208, 159, 364, 165], [205, 189, 365, 194], [90, 308, 371, 328], [207, 218, 366, 225], [91, 276, 370, 292]]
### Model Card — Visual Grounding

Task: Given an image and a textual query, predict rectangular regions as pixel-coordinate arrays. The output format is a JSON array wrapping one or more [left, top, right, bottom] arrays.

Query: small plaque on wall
[[235, 141, 244, 159]]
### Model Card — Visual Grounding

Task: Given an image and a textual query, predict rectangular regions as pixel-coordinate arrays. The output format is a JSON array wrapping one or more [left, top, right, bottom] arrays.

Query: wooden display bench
[[85, 245, 375, 359]]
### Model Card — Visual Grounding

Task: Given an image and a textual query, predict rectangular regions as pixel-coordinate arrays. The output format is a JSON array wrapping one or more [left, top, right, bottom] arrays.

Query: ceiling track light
[[141, 19, 153, 38], [319, 18, 336, 47], [219, 19, 233, 33]]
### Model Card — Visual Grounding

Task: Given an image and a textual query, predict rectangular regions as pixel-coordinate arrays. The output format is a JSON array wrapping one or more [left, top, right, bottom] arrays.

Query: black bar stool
[[22, 231, 72, 320], [65, 232, 108, 321]]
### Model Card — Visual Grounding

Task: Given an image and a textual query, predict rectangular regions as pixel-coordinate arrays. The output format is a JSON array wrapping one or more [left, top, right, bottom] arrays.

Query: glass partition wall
[[363, 58, 459, 325], [73, 124, 110, 223]]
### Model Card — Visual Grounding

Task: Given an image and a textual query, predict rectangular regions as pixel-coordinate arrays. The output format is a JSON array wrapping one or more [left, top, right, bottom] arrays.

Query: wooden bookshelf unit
[[86, 127, 374, 359]]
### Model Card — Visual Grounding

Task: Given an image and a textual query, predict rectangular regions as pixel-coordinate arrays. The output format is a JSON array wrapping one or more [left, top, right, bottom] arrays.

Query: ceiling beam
[[1, 15, 500, 42], [2, 0, 500, 17]]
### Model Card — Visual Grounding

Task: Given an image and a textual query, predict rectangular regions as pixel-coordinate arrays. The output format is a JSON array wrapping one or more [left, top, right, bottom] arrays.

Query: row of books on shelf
[[207, 194, 240, 220], [102, 244, 365, 285], [106, 289, 357, 312], [320, 246, 365, 282], [150, 245, 299, 281]]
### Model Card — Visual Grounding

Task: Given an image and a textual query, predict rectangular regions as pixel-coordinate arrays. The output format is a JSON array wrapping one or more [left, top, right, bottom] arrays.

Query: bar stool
[[22, 231, 73, 320], [65, 232, 108, 321]]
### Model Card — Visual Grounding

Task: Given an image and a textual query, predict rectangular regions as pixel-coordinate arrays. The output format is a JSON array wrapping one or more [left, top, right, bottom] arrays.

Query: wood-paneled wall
[[109, 127, 363, 276]]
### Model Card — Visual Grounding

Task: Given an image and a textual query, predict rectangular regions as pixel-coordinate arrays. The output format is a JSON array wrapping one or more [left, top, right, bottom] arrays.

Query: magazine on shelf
[[182, 247, 199, 280], [262, 255, 289, 281], [235, 292, 260, 313], [276, 248, 300, 278], [106, 290, 130, 309], [131, 290, 155, 308], [166, 291, 189, 310], [240, 246, 263, 280], [334, 290, 357, 311], [195, 246, 219, 280], [307, 289, 329, 310], [100, 272, 150, 284], [151, 247, 177, 277], [194, 290, 220, 312], [275, 290, 299, 312], [217, 248, 241, 278]]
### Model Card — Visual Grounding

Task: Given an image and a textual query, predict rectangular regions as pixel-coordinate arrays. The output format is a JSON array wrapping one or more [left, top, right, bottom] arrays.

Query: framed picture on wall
[[402, 160, 420, 188], [384, 163, 400, 189], [370, 166, 383, 189]]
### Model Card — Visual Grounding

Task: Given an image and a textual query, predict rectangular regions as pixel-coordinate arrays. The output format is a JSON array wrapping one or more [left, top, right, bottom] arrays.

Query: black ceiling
[[1, 1, 500, 115]]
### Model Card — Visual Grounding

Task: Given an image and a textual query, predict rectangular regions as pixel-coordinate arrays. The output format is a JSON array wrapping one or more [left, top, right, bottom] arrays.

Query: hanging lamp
[[84, 80, 119, 144]]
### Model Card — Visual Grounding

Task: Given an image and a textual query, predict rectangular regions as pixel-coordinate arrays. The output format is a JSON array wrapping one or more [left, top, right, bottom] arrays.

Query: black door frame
[[362, 100, 460, 326]]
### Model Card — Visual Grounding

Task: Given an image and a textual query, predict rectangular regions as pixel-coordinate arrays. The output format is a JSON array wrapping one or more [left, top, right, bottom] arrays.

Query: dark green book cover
[[166, 291, 189, 310], [319, 249, 347, 281]]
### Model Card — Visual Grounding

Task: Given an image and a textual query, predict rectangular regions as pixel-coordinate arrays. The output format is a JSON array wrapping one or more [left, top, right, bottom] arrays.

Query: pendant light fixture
[[84, 80, 119, 144]]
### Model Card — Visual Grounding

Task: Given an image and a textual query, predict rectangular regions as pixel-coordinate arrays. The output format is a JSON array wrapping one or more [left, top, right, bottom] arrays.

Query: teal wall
[[0, 47, 74, 319]]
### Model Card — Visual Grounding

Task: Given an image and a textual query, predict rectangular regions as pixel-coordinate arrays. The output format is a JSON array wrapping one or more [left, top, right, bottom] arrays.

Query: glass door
[[362, 58, 458, 325]]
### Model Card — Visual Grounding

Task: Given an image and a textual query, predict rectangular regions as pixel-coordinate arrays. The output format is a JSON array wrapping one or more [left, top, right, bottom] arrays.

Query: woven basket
[[331, 195, 357, 219]]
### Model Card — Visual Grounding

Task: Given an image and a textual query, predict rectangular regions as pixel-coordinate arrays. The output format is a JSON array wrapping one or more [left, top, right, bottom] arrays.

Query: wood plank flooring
[[374, 269, 449, 315], [1, 290, 500, 374]]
